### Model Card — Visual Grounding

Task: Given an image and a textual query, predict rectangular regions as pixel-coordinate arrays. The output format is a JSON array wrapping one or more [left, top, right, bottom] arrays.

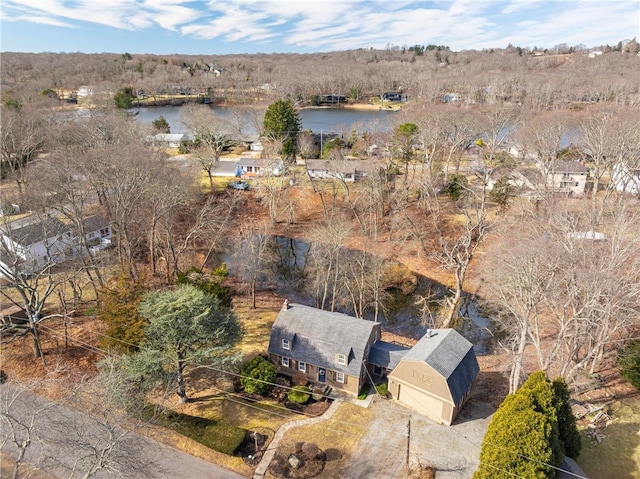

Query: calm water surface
[[134, 105, 397, 135]]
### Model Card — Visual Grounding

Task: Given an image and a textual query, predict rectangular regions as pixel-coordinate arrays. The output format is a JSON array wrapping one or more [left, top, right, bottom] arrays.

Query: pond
[[133, 105, 397, 136], [221, 235, 493, 349]]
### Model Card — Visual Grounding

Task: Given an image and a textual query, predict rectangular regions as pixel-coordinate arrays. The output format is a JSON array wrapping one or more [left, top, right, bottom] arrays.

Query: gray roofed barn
[[388, 329, 479, 425], [402, 329, 475, 378]]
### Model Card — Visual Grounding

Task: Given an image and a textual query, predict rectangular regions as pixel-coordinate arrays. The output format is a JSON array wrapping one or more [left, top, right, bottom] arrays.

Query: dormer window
[[337, 353, 346, 365], [282, 339, 290, 350]]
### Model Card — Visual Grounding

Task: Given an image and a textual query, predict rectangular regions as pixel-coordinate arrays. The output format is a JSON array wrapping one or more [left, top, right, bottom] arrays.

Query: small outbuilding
[[387, 329, 479, 425]]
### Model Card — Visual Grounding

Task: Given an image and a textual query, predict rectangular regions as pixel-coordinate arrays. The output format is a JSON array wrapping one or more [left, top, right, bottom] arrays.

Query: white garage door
[[397, 383, 444, 421]]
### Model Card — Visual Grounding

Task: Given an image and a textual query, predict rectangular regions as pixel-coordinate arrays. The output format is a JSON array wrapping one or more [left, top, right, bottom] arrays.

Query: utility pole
[[404, 416, 411, 479]]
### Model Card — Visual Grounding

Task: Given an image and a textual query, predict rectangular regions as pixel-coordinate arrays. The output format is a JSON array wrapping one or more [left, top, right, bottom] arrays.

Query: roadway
[[1, 383, 246, 479]]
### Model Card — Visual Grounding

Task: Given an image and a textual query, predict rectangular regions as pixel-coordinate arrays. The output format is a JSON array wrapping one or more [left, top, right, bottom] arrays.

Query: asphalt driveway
[[344, 397, 494, 479]]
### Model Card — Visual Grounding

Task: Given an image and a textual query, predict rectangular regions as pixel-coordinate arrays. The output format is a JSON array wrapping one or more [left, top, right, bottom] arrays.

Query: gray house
[[268, 302, 381, 395], [267, 303, 479, 424]]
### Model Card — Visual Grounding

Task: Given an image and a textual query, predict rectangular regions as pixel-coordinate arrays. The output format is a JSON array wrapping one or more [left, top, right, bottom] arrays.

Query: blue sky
[[1, 1, 638, 54]]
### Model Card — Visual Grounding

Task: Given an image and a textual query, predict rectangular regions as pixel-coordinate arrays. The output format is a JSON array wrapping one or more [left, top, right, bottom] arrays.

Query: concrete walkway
[[252, 398, 343, 479]]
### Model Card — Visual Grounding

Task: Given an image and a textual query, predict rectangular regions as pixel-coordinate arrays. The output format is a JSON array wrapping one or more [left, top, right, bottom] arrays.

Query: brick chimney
[[282, 299, 289, 311]]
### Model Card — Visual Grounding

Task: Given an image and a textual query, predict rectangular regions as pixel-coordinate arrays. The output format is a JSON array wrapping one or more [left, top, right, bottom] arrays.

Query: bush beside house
[[473, 371, 581, 479]]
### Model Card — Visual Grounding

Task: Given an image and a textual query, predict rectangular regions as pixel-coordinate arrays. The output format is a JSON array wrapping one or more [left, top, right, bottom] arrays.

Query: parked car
[[228, 180, 249, 190]]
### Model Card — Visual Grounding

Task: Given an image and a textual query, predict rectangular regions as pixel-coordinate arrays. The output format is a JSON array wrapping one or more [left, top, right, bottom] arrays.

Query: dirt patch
[[268, 441, 327, 479], [409, 465, 437, 479]]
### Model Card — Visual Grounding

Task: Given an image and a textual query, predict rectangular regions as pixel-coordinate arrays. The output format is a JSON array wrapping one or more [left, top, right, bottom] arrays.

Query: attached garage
[[388, 329, 479, 426]]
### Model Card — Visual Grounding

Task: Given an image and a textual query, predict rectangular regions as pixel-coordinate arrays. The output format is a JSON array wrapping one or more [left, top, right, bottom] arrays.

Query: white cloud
[[501, 0, 546, 15], [1, 0, 638, 52]]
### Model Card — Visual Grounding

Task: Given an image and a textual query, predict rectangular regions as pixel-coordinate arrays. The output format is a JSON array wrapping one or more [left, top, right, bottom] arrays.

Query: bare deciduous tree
[[181, 105, 237, 190], [485, 199, 640, 391], [0, 212, 83, 365], [232, 222, 277, 309], [429, 179, 492, 329], [1, 378, 55, 479], [1, 104, 52, 203]]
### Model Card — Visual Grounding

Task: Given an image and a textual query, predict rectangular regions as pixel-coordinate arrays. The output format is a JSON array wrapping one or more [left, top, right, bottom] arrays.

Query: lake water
[[133, 105, 397, 136]]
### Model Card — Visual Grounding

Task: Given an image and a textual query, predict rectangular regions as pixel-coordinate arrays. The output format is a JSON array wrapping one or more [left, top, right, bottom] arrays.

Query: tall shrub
[[552, 377, 582, 459], [474, 370, 577, 479], [618, 340, 640, 389]]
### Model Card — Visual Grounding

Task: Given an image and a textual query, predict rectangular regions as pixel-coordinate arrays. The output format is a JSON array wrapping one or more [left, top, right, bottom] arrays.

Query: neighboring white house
[[0, 214, 113, 278], [148, 133, 190, 148], [541, 160, 589, 196], [612, 163, 640, 195], [566, 231, 607, 241], [0, 217, 73, 277], [77, 86, 93, 98], [80, 215, 113, 255], [249, 141, 263, 152], [507, 144, 538, 161], [305, 159, 357, 183], [235, 158, 283, 177]]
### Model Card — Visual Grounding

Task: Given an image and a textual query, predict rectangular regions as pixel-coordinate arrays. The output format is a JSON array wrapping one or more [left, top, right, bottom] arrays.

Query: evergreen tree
[[97, 271, 148, 353], [519, 371, 564, 468], [618, 340, 640, 389], [176, 265, 232, 309], [474, 393, 556, 479], [113, 87, 133, 109], [474, 370, 578, 479], [133, 284, 240, 402], [262, 99, 301, 163], [489, 176, 516, 210], [151, 115, 170, 133], [552, 377, 582, 459]]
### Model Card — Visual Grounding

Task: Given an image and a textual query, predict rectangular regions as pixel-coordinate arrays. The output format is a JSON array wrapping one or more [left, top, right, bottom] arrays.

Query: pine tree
[[97, 271, 148, 353], [134, 284, 241, 402], [262, 99, 301, 163]]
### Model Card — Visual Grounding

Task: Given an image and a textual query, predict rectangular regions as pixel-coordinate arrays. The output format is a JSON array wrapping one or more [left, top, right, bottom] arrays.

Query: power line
[[37, 322, 107, 357], [38, 321, 587, 478], [30, 320, 536, 479]]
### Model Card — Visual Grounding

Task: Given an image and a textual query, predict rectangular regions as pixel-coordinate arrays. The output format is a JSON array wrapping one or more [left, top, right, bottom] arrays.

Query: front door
[[318, 368, 326, 383]]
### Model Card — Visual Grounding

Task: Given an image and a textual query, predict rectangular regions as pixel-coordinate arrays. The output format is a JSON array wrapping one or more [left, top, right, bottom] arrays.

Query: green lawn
[[578, 397, 640, 479]]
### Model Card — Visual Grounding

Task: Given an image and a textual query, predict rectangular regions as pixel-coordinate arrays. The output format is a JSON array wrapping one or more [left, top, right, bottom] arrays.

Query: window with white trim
[[282, 339, 290, 350], [337, 353, 346, 365], [281, 357, 290, 367], [298, 361, 306, 372], [336, 372, 345, 383]]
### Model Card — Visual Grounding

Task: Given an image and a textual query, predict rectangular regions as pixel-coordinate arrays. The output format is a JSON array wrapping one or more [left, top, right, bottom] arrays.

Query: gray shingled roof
[[305, 159, 356, 175], [81, 215, 109, 234], [267, 303, 379, 377], [553, 161, 588, 174], [237, 158, 281, 168], [368, 341, 409, 369], [401, 329, 479, 405], [5, 218, 69, 247]]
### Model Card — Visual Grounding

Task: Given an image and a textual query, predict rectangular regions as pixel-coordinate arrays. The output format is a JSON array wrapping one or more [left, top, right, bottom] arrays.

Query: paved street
[[1, 383, 246, 479]]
